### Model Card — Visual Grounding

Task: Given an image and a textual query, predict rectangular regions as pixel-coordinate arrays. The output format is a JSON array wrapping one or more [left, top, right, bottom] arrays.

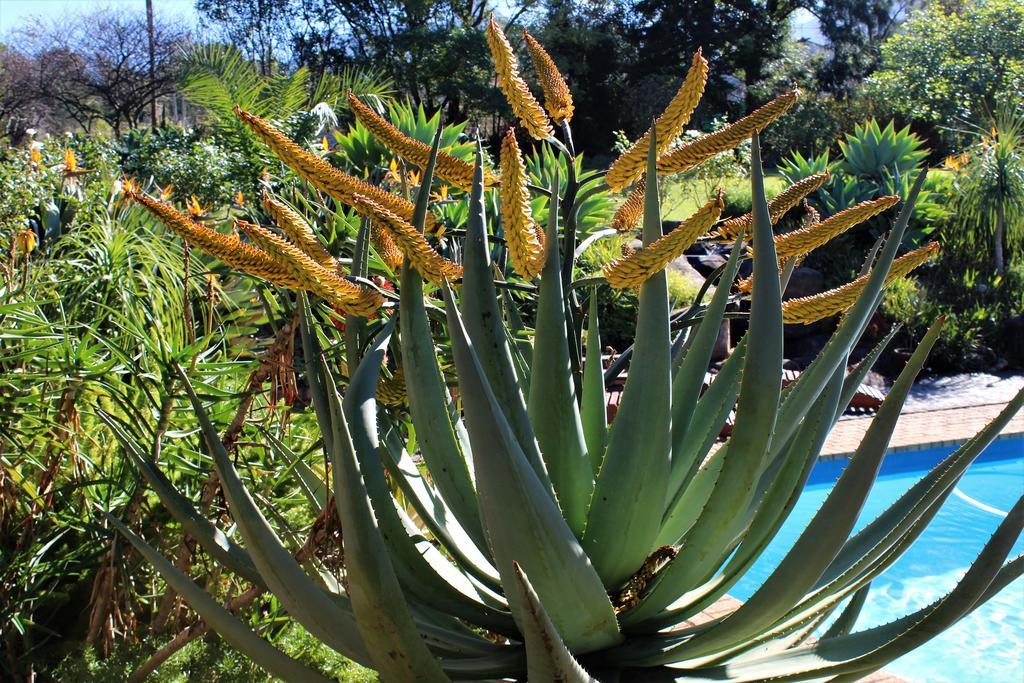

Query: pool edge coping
[[819, 426, 1024, 461]]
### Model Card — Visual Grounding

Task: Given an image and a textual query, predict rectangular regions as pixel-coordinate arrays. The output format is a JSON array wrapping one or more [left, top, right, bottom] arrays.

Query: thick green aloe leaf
[[528, 176, 593, 536], [400, 128, 486, 552], [659, 337, 747, 541], [685, 496, 1023, 681], [312, 316, 514, 635], [822, 583, 870, 639], [768, 171, 928, 463], [583, 129, 672, 588], [442, 281, 621, 652], [666, 317, 943, 660], [805, 386, 1024, 601], [717, 393, 1024, 668], [107, 517, 335, 683], [319, 322, 449, 681], [624, 365, 845, 636], [631, 135, 783, 619], [581, 289, 608, 474], [97, 411, 264, 587], [460, 141, 551, 491], [262, 428, 326, 512], [511, 562, 599, 682], [669, 229, 744, 479], [298, 294, 336, 456], [345, 217, 371, 373], [834, 326, 900, 422], [439, 649, 528, 680], [377, 421, 505, 595], [177, 369, 371, 665]]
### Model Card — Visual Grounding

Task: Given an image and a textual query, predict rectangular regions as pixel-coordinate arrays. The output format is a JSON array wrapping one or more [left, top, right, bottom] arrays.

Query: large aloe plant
[[108, 18, 1023, 682]]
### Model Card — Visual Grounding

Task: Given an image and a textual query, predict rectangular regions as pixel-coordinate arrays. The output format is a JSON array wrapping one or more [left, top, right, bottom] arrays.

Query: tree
[[17, 8, 189, 135], [289, 0, 529, 122], [866, 0, 1024, 128], [195, 0, 294, 76], [807, 0, 905, 93], [625, 0, 802, 118], [0, 46, 42, 140], [953, 102, 1024, 273]]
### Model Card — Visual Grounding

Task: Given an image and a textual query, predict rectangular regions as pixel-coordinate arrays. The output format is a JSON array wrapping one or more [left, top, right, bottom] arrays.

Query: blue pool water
[[731, 436, 1024, 683]]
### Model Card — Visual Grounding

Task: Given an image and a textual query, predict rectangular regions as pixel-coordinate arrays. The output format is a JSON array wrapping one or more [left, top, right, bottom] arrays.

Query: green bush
[[119, 127, 244, 206], [777, 119, 949, 285], [762, 93, 890, 161], [882, 258, 1024, 371], [53, 627, 376, 683], [865, 0, 1024, 153]]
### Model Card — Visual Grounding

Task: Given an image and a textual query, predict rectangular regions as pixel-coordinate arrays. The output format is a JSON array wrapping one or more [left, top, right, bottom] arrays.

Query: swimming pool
[[731, 435, 1024, 683]]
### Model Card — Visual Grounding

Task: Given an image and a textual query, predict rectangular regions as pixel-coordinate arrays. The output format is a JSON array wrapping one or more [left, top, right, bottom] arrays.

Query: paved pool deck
[[822, 401, 1024, 458], [822, 372, 1024, 458]]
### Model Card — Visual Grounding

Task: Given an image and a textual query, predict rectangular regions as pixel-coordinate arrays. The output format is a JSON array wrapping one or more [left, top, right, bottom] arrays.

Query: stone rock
[[1003, 314, 1024, 367], [687, 251, 728, 277], [783, 267, 824, 300], [711, 319, 731, 362], [684, 242, 729, 277]]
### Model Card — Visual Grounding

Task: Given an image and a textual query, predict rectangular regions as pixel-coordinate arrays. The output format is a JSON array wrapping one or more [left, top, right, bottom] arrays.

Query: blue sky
[[1, 1, 822, 44], [0, 0, 197, 34]]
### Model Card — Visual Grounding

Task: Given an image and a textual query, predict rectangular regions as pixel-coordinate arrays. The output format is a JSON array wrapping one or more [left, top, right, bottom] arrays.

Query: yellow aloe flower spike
[[604, 192, 724, 288], [235, 219, 383, 317], [782, 242, 939, 324], [349, 194, 462, 285], [376, 366, 407, 406], [371, 220, 405, 270], [233, 106, 439, 232], [657, 89, 800, 175], [717, 172, 829, 239], [234, 190, 245, 206], [522, 30, 574, 124], [737, 202, 818, 294], [261, 190, 335, 267], [773, 195, 900, 259], [499, 128, 546, 279], [28, 145, 41, 166], [347, 92, 496, 191], [606, 50, 709, 191], [127, 190, 302, 289], [486, 15, 553, 140], [611, 175, 646, 233]]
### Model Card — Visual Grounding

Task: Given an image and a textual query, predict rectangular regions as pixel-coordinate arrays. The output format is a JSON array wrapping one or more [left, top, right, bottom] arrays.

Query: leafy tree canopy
[[866, 0, 1024, 124]]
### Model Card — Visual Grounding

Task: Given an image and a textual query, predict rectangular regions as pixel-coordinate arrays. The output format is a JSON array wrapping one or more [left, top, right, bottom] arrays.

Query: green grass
[[660, 173, 787, 221]]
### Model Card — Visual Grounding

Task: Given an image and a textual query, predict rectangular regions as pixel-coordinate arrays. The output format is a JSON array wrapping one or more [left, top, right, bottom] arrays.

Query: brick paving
[[822, 402, 1024, 458]]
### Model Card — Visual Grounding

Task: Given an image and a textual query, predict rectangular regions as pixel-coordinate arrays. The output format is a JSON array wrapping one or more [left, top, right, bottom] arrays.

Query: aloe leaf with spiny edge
[[582, 128, 673, 588], [627, 135, 784, 622], [528, 173, 593, 536]]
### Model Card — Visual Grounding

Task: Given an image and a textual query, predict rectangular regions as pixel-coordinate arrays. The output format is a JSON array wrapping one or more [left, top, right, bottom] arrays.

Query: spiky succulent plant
[[108, 18, 1023, 683]]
